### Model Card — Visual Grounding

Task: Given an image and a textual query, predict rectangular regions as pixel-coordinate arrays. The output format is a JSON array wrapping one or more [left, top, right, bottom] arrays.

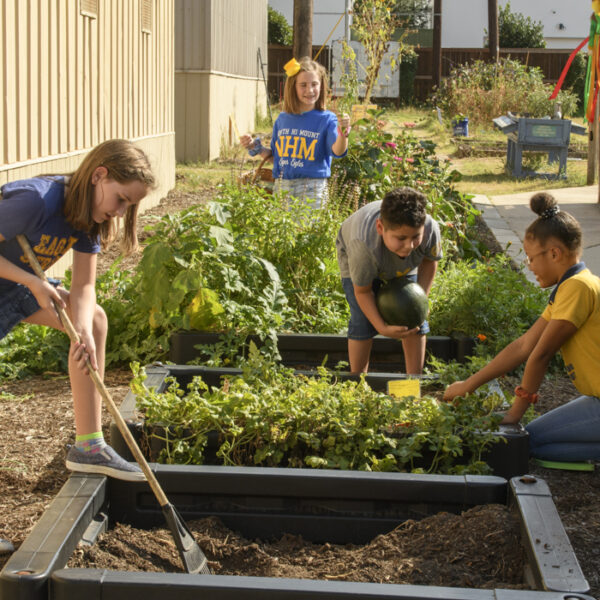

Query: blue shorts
[[0, 278, 61, 340], [342, 275, 430, 340]]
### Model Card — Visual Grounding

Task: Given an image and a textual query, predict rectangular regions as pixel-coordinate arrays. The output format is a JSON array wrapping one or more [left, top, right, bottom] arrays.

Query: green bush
[[433, 58, 579, 127], [497, 1, 545, 48], [428, 254, 549, 356], [268, 7, 292, 45]]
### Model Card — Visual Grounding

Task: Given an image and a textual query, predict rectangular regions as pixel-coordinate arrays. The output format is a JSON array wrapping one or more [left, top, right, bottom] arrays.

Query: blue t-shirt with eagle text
[[0, 176, 100, 292]]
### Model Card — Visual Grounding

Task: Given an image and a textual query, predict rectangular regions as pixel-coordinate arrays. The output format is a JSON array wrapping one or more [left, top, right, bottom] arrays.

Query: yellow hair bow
[[284, 58, 301, 77]]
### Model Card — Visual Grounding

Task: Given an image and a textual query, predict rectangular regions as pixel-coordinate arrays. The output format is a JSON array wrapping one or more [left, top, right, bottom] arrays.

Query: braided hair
[[525, 192, 582, 254]]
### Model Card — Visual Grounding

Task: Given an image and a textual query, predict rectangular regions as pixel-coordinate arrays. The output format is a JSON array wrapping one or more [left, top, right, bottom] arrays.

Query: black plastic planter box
[[0, 469, 592, 600], [169, 331, 477, 370], [109, 364, 529, 481]]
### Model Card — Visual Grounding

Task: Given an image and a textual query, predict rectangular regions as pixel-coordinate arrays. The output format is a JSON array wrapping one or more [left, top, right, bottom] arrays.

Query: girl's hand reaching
[[337, 113, 351, 137], [443, 380, 473, 402], [239, 133, 253, 149]]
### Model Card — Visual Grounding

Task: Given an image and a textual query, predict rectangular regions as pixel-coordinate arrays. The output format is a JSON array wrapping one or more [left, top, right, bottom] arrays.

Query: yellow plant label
[[387, 379, 420, 398]]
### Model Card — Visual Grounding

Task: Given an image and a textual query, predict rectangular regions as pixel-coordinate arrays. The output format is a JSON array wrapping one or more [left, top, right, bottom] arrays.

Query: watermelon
[[375, 278, 428, 329]]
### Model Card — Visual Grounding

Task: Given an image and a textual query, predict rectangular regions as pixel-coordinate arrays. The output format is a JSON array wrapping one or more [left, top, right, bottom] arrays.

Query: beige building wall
[[175, 0, 268, 162], [0, 0, 176, 278]]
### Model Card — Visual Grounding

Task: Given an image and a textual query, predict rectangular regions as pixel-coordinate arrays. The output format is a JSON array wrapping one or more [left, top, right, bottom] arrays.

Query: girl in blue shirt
[[0, 139, 155, 484], [241, 56, 351, 209]]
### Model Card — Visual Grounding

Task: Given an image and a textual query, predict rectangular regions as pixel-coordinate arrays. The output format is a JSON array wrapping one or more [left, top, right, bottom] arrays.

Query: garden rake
[[16, 234, 212, 575]]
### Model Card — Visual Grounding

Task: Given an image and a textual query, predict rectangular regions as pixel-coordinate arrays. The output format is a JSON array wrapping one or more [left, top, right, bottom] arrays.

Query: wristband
[[514, 385, 538, 404], [247, 138, 264, 157]]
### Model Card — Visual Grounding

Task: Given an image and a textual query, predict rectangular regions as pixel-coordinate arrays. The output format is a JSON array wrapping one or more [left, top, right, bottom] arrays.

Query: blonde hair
[[64, 139, 156, 254], [283, 56, 329, 114]]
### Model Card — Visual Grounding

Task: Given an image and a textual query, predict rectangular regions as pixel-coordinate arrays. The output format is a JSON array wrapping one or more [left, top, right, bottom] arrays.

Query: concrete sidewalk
[[473, 186, 600, 284]]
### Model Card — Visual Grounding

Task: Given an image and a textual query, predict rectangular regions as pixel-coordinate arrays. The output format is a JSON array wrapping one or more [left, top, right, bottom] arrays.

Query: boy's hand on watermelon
[[380, 324, 419, 339]]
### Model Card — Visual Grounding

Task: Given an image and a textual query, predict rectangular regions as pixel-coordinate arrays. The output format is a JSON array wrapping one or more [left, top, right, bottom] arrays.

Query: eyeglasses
[[524, 248, 550, 266]]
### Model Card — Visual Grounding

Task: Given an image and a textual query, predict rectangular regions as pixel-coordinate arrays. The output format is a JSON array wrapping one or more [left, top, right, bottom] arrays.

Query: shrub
[[497, 2, 545, 49], [433, 58, 578, 127], [268, 7, 292, 45], [428, 254, 549, 356]]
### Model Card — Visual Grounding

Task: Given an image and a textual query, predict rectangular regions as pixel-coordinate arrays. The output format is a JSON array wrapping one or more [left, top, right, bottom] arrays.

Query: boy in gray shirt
[[336, 187, 442, 374]]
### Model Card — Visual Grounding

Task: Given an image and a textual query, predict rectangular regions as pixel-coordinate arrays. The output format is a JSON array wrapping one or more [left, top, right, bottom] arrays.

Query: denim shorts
[[0, 278, 61, 340], [342, 275, 430, 340], [274, 178, 328, 210]]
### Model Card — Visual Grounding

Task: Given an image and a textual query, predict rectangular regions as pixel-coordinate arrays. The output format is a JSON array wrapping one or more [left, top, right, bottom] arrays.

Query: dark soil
[[68, 506, 528, 589], [1, 183, 599, 595]]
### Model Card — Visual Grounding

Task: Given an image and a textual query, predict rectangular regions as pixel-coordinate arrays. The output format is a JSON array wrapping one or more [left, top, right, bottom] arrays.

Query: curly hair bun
[[530, 192, 558, 218]]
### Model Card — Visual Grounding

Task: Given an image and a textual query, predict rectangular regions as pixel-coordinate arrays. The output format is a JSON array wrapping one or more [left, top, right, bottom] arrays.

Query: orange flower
[[477, 333, 487, 342]]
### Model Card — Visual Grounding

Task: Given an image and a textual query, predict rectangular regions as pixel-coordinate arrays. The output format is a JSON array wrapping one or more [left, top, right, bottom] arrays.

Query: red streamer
[[549, 36, 590, 100]]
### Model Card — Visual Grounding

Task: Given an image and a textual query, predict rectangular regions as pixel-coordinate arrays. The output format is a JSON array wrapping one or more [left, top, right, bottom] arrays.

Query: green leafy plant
[[268, 6, 292, 45], [350, 0, 416, 104], [0, 324, 69, 379], [131, 353, 503, 475], [428, 254, 550, 356], [433, 58, 578, 127], [496, 1, 546, 49], [336, 41, 360, 116]]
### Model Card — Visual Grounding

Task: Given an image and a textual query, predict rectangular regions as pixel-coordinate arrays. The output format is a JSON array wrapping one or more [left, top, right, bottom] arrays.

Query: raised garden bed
[[0, 470, 591, 599], [109, 364, 529, 480], [169, 331, 477, 371]]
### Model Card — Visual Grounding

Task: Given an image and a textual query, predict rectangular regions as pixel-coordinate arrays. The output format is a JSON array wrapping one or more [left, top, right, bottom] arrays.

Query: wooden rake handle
[[16, 235, 169, 506]]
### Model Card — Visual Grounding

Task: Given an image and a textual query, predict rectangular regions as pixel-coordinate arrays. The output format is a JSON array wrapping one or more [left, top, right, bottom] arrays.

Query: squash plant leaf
[[187, 287, 225, 330], [209, 225, 233, 246]]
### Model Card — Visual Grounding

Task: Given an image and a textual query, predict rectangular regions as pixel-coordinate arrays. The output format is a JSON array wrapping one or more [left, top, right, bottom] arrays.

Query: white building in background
[[441, 0, 590, 49], [270, 0, 590, 50], [269, 0, 352, 45]]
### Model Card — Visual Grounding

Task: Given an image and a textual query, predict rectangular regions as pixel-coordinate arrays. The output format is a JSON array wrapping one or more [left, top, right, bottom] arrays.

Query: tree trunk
[[488, 0, 499, 62], [293, 0, 313, 61], [432, 0, 442, 89]]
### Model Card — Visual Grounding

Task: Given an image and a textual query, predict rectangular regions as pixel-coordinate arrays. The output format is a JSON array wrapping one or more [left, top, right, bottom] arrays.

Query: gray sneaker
[[66, 445, 146, 482], [0, 538, 14, 555]]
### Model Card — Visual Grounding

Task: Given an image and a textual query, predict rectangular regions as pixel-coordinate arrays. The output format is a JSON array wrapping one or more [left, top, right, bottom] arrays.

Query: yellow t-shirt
[[541, 268, 600, 397]]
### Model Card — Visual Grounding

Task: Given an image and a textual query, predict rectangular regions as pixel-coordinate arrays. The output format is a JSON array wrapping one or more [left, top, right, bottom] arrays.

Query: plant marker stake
[[16, 234, 212, 575]]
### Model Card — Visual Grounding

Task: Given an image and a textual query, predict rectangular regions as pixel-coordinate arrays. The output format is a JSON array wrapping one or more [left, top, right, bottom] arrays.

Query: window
[[80, 0, 98, 19], [141, 0, 153, 34]]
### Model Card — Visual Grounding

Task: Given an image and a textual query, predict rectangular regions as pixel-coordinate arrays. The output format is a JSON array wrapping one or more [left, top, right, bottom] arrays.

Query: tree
[[497, 1, 546, 48], [351, 0, 416, 104], [268, 6, 292, 45], [393, 0, 432, 29]]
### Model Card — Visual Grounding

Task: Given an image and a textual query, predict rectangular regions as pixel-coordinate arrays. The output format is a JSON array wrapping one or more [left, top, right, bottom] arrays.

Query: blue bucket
[[452, 117, 469, 137]]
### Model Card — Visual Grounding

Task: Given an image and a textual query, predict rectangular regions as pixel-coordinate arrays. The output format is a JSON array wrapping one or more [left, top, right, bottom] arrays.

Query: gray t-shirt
[[336, 200, 443, 287]]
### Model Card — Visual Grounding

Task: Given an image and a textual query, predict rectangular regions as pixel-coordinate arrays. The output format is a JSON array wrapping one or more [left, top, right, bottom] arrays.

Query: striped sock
[[75, 432, 107, 454]]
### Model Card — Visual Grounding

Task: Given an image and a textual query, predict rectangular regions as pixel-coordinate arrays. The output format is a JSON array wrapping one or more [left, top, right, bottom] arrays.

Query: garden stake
[[16, 234, 212, 575]]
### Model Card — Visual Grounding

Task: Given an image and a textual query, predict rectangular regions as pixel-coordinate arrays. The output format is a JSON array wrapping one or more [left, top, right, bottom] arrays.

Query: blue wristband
[[248, 138, 264, 156]]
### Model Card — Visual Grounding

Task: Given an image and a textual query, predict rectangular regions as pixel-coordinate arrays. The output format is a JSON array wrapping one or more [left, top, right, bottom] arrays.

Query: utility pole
[[488, 0, 499, 62], [293, 0, 313, 60], [432, 0, 442, 90]]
